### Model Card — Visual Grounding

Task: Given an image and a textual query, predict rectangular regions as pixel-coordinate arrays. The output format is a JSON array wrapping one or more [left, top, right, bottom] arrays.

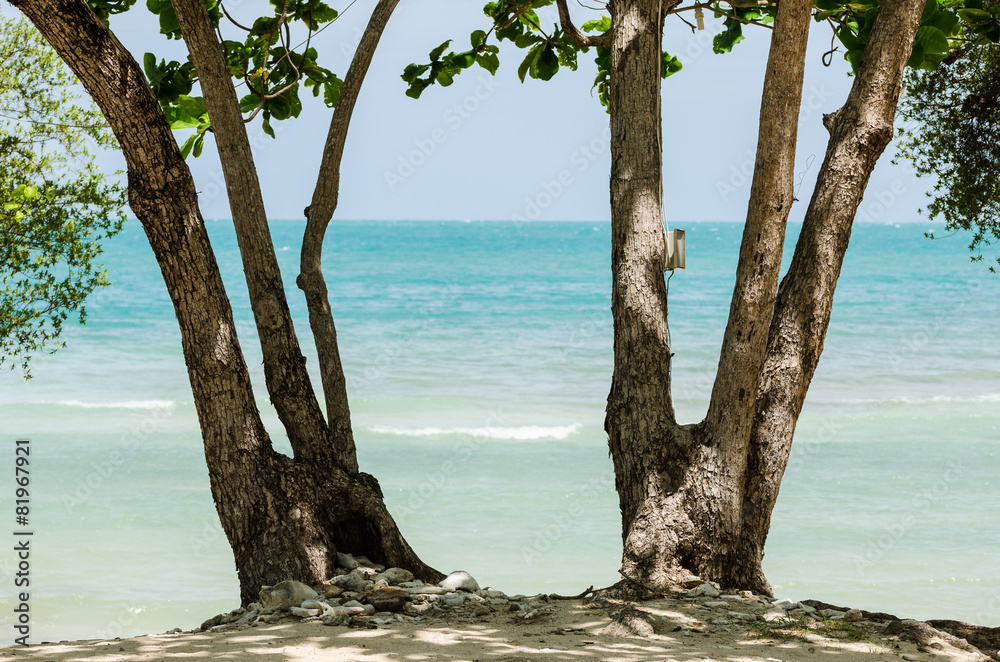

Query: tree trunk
[[607, 0, 920, 595], [16, 0, 441, 605]]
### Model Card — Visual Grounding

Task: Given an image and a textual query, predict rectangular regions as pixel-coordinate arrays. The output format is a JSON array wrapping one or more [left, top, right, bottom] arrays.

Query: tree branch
[[170, 0, 333, 463], [556, 0, 611, 48], [297, 0, 400, 471]]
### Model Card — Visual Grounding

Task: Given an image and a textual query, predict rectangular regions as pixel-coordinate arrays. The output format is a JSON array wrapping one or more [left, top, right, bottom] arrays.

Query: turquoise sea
[[1, 220, 998, 643]]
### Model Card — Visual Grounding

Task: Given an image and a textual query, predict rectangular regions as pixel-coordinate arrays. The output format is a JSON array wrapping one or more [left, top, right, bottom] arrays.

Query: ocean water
[[0, 220, 997, 643]]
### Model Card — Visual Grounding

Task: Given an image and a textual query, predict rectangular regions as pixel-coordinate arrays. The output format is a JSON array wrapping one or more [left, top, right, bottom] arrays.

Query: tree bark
[[16, 0, 440, 605], [607, 0, 920, 595], [297, 0, 401, 468], [170, 0, 333, 464], [734, 0, 924, 588]]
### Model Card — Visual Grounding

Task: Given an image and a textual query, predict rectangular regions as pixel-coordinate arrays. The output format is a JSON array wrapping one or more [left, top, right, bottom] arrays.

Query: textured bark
[[734, 0, 924, 588], [607, 0, 811, 593], [297, 0, 401, 467], [15, 0, 440, 605], [608, 0, 921, 595], [170, 0, 332, 464]]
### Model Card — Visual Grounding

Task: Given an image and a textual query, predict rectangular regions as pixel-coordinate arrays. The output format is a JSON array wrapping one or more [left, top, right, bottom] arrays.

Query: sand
[[0, 591, 987, 662]]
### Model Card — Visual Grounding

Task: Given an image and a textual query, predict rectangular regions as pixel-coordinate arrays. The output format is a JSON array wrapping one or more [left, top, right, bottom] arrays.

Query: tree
[[408, 0, 935, 595], [898, 42, 1000, 270], [0, 16, 126, 377], [11, 0, 442, 604]]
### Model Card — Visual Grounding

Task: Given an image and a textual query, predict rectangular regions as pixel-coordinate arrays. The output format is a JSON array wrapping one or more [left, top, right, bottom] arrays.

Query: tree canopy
[[898, 43, 1000, 270], [0, 16, 126, 377]]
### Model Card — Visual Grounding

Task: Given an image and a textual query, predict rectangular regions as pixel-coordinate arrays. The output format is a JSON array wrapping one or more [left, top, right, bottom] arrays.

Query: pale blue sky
[[16, 1, 934, 225]]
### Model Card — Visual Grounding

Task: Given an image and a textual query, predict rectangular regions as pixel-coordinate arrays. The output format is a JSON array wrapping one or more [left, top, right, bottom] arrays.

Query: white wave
[[365, 423, 582, 440], [842, 393, 1000, 405], [54, 399, 176, 410]]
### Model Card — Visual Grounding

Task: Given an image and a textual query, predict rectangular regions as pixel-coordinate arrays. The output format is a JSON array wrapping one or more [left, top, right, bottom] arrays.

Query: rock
[[439, 571, 480, 593], [407, 585, 446, 595], [332, 570, 369, 594], [336, 552, 359, 570], [600, 605, 656, 637], [844, 609, 864, 622], [259, 580, 319, 611], [473, 605, 491, 617], [323, 610, 350, 627], [477, 589, 507, 599], [441, 593, 466, 607], [199, 614, 225, 631], [323, 586, 345, 599], [289, 606, 322, 618], [234, 609, 260, 626], [405, 602, 434, 615], [398, 580, 425, 588], [704, 601, 730, 609], [687, 583, 721, 598], [819, 609, 846, 620], [375, 568, 415, 586], [680, 575, 704, 589], [901, 656, 918, 661], [772, 598, 797, 608], [365, 587, 410, 613], [764, 610, 788, 622], [355, 556, 385, 572]]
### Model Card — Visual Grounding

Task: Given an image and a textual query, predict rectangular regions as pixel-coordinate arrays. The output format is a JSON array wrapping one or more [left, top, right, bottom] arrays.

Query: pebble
[[259, 581, 319, 611], [336, 552, 359, 570], [440, 570, 480, 593], [687, 583, 721, 598], [374, 567, 414, 586]]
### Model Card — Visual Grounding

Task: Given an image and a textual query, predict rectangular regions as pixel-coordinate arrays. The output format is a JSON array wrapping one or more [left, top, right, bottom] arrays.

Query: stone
[[199, 614, 225, 631], [366, 587, 410, 613], [299, 600, 323, 610], [704, 601, 730, 609], [332, 570, 369, 593], [405, 602, 434, 614], [477, 589, 507, 599], [764, 610, 788, 622], [819, 609, 846, 620], [323, 586, 344, 599], [901, 656, 918, 662], [336, 552, 359, 570], [440, 571, 480, 593], [355, 556, 385, 572], [398, 580, 425, 588], [289, 607, 322, 618], [772, 598, 797, 609], [687, 583, 721, 598], [375, 567, 415, 586], [844, 609, 864, 622], [473, 605, 491, 616], [322, 610, 350, 627], [680, 575, 704, 588], [259, 580, 319, 611], [407, 585, 446, 595], [234, 609, 260, 627], [441, 593, 466, 607]]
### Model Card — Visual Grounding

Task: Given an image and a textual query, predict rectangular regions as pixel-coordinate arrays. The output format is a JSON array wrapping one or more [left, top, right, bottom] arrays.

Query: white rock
[[408, 585, 446, 595], [375, 567, 415, 586], [289, 607, 322, 618], [764, 610, 788, 622], [440, 571, 480, 593], [478, 589, 507, 599], [687, 583, 721, 598], [771, 598, 797, 608], [259, 580, 319, 610]]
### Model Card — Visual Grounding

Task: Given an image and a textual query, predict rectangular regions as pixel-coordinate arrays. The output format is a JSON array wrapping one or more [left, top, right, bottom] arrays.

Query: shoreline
[[3, 572, 997, 661]]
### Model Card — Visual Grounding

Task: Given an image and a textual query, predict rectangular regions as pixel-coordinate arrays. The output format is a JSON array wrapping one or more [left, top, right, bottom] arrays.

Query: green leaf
[[471, 29, 487, 47], [914, 25, 950, 54], [534, 44, 559, 81], [517, 46, 538, 83], [476, 52, 500, 75], [429, 40, 452, 60], [958, 7, 992, 21], [179, 132, 197, 159]]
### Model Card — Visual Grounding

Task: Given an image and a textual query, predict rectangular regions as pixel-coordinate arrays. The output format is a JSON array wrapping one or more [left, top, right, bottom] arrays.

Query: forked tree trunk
[[16, 0, 441, 605], [606, 0, 922, 595]]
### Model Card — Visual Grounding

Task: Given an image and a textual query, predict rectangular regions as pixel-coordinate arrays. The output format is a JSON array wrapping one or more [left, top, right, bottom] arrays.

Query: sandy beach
[[3, 585, 995, 662]]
